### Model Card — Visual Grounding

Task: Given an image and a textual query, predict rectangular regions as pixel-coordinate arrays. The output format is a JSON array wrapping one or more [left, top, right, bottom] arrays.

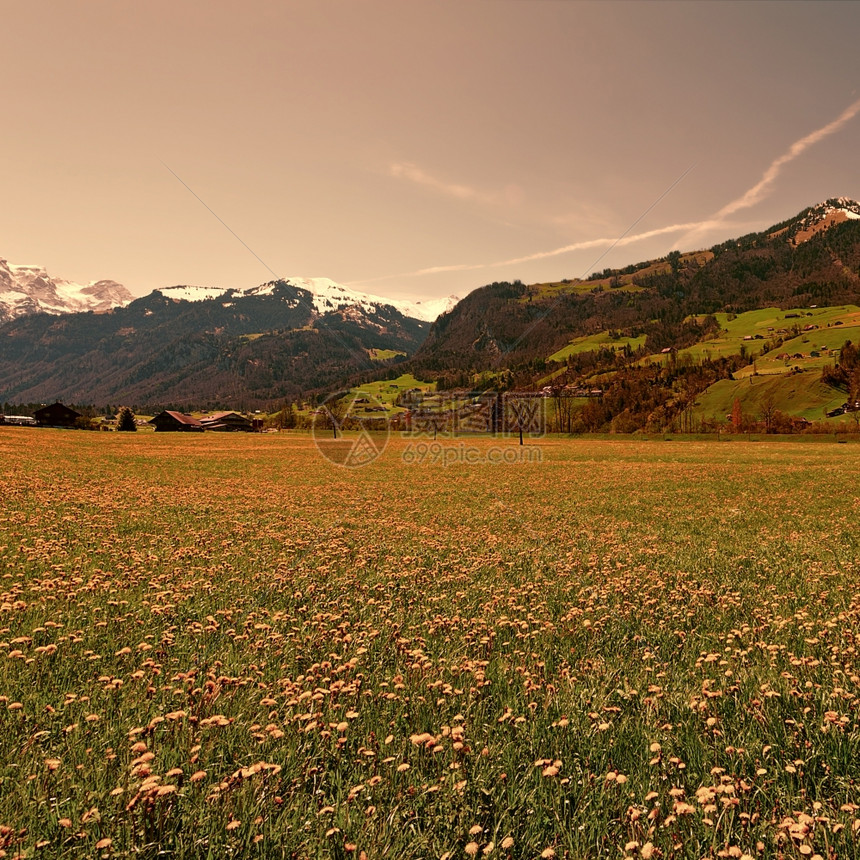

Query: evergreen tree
[[116, 406, 137, 432]]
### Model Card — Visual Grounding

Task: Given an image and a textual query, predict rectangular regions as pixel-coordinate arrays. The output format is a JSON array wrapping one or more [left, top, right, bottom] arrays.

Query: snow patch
[[271, 276, 459, 322], [157, 285, 232, 302]]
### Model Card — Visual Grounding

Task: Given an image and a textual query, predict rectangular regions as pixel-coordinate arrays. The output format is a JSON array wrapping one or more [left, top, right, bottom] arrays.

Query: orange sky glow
[[3, 0, 860, 303]]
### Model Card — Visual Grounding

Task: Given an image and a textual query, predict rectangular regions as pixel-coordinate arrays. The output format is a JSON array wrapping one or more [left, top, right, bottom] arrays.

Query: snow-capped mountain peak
[[278, 276, 458, 322], [0, 257, 133, 322], [789, 197, 860, 244], [158, 276, 459, 322]]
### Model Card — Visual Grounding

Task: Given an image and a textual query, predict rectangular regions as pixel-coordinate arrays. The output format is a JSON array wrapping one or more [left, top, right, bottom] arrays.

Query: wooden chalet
[[199, 411, 254, 432], [34, 402, 81, 427], [148, 411, 204, 432]]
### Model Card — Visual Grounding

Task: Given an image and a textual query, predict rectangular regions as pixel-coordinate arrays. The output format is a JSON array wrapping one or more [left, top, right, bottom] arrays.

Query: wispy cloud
[[356, 221, 709, 284], [389, 161, 521, 207], [367, 96, 860, 288], [721, 97, 860, 218], [496, 222, 705, 267], [390, 161, 479, 201], [405, 222, 705, 276], [677, 96, 860, 247]]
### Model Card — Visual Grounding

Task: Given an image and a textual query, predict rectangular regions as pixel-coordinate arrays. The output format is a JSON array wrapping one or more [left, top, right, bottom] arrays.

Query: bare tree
[[319, 392, 352, 439], [759, 395, 777, 434]]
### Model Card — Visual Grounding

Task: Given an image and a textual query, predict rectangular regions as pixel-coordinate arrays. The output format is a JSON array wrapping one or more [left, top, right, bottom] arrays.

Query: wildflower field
[[1, 429, 859, 859]]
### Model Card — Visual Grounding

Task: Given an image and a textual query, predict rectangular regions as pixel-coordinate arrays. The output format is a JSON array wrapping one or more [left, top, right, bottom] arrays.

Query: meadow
[[1, 429, 859, 859]]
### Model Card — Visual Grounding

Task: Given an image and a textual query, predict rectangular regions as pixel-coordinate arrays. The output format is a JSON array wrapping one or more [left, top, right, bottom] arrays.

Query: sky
[[3, 0, 860, 303]]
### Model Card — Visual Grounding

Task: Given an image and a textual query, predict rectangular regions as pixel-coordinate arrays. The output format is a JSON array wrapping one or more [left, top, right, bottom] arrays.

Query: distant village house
[[198, 411, 254, 432], [34, 402, 81, 428], [148, 411, 204, 432]]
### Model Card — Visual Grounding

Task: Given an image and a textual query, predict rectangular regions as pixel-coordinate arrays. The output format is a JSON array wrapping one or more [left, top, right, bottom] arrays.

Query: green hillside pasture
[[529, 251, 712, 301], [529, 280, 645, 300], [548, 331, 647, 363], [734, 321, 860, 379], [2, 431, 860, 858], [351, 372, 435, 412], [647, 305, 860, 365], [367, 348, 407, 362], [691, 371, 848, 423]]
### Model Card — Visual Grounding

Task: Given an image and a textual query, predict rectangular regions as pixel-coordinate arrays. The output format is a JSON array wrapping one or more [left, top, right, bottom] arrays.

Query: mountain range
[[155, 277, 459, 323], [410, 198, 860, 382], [0, 258, 459, 326], [0, 278, 433, 408], [0, 263, 458, 408], [1, 198, 859, 418], [0, 258, 133, 322]]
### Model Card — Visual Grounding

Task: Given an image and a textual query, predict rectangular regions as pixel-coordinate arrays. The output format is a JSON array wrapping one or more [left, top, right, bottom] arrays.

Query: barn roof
[[154, 411, 203, 426], [201, 411, 250, 423]]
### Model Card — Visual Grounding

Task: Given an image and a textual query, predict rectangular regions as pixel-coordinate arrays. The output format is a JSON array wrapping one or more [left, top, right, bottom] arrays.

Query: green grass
[[529, 280, 645, 300], [548, 332, 647, 364], [349, 373, 436, 413], [366, 349, 407, 362], [735, 322, 860, 379], [528, 252, 713, 302], [645, 305, 860, 366], [691, 372, 849, 423], [1, 430, 860, 858], [638, 305, 860, 424]]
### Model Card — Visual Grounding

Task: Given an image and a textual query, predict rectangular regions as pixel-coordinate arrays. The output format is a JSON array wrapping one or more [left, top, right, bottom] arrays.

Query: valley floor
[[1, 431, 859, 858]]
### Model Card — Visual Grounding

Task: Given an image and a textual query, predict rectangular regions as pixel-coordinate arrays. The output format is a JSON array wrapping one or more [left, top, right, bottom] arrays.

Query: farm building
[[34, 402, 81, 427], [148, 411, 204, 432], [199, 411, 254, 432]]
